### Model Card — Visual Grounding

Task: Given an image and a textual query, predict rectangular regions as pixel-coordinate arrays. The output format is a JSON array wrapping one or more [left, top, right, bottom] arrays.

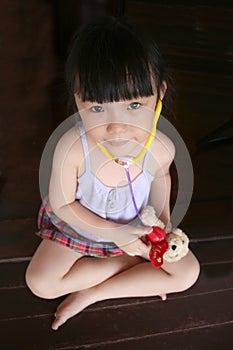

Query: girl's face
[[74, 84, 166, 157]]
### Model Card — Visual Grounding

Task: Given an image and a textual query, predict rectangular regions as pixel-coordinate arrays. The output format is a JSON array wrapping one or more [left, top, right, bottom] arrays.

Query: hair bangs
[[76, 63, 154, 104], [70, 18, 156, 103]]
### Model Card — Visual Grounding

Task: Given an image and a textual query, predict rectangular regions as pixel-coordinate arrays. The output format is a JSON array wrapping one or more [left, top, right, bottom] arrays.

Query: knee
[[25, 263, 57, 299], [179, 253, 200, 292]]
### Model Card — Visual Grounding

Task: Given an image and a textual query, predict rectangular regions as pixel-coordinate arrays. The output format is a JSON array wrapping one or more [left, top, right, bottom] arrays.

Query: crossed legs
[[25, 239, 200, 330]]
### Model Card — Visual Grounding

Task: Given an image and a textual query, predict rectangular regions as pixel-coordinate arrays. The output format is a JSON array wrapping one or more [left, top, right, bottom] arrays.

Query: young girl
[[25, 16, 200, 331]]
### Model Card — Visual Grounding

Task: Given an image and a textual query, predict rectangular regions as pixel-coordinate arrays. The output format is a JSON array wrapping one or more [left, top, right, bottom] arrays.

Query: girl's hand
[[113, 225, 153, 257], [121, 238, 151, 257]]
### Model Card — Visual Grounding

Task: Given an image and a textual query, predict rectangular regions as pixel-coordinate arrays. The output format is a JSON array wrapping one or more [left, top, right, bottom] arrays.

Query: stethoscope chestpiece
[[114, 157, 133, 168]]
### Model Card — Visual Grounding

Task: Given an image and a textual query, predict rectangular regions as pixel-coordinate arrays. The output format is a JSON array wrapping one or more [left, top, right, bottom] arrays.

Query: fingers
[[131, 226, 153, 238], [140, 226, 153, 237], [126, 240, 151, 257]]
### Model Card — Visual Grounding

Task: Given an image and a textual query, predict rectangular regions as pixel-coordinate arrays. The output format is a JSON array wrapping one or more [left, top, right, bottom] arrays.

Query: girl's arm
[[149, 134, 175, 231], [48, 128, 150, 248]]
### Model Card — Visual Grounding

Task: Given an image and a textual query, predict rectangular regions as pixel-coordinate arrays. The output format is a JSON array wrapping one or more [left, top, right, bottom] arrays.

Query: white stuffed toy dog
[[141, 206, 189, 263]]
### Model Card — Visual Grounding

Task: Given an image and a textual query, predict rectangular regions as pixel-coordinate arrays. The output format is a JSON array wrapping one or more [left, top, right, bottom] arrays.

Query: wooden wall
[[125, 0, 233, 238]]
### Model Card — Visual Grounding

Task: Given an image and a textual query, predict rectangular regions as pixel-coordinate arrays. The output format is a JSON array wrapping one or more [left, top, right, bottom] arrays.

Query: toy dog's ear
[[140, 206, 157, 226], [172, 228, 189, 247], [140, 206, 165, 229]]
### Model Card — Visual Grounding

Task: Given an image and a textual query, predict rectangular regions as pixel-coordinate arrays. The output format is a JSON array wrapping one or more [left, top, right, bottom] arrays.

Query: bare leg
[[25, 240, 144, 329], [26, 240, 143, 298], [94, 251, 199, 299], [52, 250, 200, 330]]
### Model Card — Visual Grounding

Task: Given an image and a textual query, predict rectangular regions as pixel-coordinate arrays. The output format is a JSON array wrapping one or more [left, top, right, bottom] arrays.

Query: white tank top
[[72, 123, 155, 242]]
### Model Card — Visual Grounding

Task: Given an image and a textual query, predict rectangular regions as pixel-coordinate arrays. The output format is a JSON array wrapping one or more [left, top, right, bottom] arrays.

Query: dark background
[[0, 0, 232, 258], [0, 1, 233, 349]]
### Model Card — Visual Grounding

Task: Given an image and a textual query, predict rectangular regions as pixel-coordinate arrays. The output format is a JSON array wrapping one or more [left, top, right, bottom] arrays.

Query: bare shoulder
[[148, 130, 175, 175], [53, 125, 83, 168], [155, 130, 175, 162]]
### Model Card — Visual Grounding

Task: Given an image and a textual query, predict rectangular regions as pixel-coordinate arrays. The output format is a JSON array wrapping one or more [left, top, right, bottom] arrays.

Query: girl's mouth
[[107, 140, 129, 147]]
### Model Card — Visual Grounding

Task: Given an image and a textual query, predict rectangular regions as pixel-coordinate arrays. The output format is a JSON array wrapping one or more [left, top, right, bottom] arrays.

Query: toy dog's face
[[169, 234, 184, 255], [140, 206, 189, 263], [164, 233, 189, 262]]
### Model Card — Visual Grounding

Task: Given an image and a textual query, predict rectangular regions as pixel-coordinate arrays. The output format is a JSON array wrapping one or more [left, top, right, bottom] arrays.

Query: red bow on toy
[[146, 227, 168, 268]]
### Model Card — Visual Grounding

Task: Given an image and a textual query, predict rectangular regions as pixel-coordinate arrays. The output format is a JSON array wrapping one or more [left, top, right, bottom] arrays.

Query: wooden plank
[[180, 200, 233, 240], [189, 239, 233, 264], [0, 202, 232, 261], [0, 239, 232, 289], [66, 322, 233, 350], [0, 290, 232, 349], [126, 1, 233, 72], [0, 261, 28, 289], [0, 261, 232, 321], [0, 218, 40, 259]]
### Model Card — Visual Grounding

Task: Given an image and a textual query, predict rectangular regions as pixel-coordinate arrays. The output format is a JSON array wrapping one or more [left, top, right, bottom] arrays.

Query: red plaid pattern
[[36, 200, 124, 258]]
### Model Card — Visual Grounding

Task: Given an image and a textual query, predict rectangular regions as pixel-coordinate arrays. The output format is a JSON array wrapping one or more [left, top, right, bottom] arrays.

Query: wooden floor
[[0, 1, 233, 349], [0, 238, 233, 349]]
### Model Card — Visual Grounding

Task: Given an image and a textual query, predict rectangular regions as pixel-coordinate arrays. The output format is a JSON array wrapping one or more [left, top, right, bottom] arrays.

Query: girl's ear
[[160, 80, 167, 100], [74, 93, 79, 106]]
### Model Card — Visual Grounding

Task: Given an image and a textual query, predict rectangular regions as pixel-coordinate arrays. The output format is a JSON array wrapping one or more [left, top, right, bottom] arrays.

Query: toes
[[161, 294, 167, 301], [51, 316, 67, 331]]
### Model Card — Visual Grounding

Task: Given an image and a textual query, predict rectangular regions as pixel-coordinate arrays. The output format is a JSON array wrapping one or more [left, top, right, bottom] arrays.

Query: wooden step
[[0, 289, 232, 349], [0, 238, 232, 349], [0, 239, 232, 290], [1, 198, 232, 260]]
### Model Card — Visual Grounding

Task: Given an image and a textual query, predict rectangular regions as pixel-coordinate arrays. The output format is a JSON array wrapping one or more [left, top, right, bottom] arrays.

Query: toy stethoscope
[[97, 99, 162, 168], [96, 99, 162, 221], [96, 99, 168, 268]]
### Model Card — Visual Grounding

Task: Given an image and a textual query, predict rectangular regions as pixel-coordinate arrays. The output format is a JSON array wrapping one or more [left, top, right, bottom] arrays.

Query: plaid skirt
[[36, 198, 124, 258]]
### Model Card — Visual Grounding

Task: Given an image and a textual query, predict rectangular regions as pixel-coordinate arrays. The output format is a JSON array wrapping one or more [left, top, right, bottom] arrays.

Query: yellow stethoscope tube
[[97, 99, 162, 166]]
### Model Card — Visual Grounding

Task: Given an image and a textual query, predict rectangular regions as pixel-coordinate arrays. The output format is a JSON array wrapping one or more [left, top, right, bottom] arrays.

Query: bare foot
[[51, 289, 167, 330], [52, 289, 96, 331], [161, 294, 167, 301]]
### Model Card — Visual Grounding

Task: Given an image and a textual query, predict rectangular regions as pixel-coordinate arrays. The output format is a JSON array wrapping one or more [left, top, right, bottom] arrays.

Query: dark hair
[[66, 16, 172, 112]]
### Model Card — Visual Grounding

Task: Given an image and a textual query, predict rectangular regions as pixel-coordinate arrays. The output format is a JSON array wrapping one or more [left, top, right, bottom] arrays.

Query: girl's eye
[[90, 105, 104, 113], [128, 102, 141, 110]]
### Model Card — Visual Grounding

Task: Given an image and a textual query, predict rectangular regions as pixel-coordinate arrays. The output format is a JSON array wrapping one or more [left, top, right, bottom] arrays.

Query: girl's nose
[[106, 122, 127, 135]]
